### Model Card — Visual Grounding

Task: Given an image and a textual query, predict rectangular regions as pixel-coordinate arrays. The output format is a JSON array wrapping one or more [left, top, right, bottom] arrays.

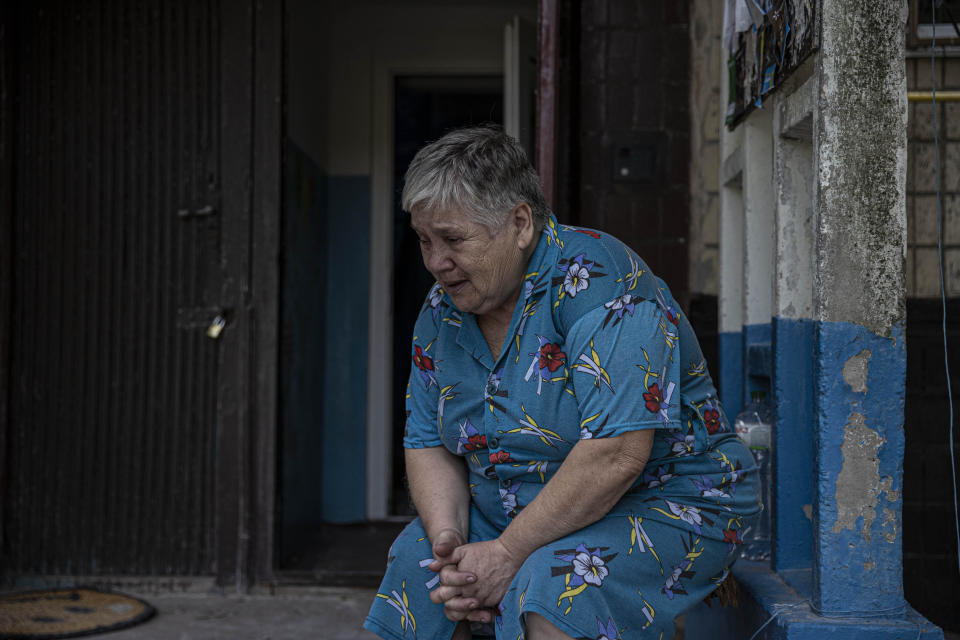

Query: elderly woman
[[364, 126, 759, 640]]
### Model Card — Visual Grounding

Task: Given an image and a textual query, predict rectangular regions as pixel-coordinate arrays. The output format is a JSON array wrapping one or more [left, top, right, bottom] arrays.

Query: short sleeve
[[565, 296, 681, 439], [402, 300, 443, 449]]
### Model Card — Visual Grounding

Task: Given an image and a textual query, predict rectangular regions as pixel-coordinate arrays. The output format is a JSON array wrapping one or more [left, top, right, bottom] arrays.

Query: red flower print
[[643, 383, 663, 413], [538, 343, 567, 372], [465, 434, 487, 451], [413, 345, 434, 371], [722, 528, 742, 545], [704, 409, 721, 435], [574, 228, 601, 239], [489, 450, 514, 464]]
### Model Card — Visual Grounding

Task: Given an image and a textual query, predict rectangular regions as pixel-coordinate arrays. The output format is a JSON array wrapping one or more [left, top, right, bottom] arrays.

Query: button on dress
[[365, 215, 760, 640]]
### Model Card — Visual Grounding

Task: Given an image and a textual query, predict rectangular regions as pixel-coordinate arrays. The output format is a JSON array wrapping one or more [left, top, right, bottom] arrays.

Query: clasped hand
[[426, 529, 523, 623]]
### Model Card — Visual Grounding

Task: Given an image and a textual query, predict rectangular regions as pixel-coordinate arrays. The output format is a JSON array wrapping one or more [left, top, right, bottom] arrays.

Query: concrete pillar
[[811, 0, 908, 615]]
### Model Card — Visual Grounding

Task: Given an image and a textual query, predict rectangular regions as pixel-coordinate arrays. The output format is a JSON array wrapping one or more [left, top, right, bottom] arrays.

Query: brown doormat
[[0, 588, 155, 639]]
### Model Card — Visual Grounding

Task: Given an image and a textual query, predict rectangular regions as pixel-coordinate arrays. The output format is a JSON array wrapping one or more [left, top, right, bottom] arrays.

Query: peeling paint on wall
[[882, 506, 898, 543], [841, 349, 871, 393], [815, 321, 906, 612], [832, 412, 886, 541]]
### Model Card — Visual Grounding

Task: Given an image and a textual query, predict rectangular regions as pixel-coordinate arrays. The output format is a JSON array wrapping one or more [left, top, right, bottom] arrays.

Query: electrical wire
[[931, 0, 960, 580], [747, 601, 808, 640], [746, 601, 925, 640]]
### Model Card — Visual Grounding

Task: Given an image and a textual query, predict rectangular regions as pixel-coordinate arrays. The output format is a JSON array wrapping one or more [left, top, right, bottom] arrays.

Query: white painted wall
[[741, 108, 776, 327], [718, 32, 820, 329], [773, 74, 816, 320], [306, 0, 536, 175], [287, 0, 331, 170], [719, 47, 745, 335], [288, 0, 535, 173]]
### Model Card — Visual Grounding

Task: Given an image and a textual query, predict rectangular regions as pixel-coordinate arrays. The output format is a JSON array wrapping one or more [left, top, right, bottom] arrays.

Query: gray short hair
[[401, 125, 550, 231]]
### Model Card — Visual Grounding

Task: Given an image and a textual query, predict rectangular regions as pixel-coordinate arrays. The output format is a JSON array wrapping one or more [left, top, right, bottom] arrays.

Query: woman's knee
[[525, 612, 573, 640]]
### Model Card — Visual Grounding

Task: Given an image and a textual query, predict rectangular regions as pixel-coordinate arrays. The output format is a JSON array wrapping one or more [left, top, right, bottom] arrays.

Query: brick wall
[[903, 54, 960, 634], [907, 56, 960, 297], [574, 1, 691, 305]]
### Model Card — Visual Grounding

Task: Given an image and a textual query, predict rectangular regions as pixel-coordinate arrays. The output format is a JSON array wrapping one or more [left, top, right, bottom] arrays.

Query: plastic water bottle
[[734, 390, 773, 561]]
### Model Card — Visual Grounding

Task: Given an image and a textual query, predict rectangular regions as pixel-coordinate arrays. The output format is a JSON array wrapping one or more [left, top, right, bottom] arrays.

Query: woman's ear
[[511, 202, 536, 250]]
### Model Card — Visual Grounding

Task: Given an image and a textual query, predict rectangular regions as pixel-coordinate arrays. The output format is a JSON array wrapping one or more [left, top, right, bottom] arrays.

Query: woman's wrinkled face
[[410, 206, 532, 320]]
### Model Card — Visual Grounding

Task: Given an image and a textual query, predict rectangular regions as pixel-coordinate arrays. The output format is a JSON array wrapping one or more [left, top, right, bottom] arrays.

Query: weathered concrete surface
[[831, 411, 890, 542], [840, 349, 871, 394], [813, 322, 905, 614], [810, 0, 909, 618], [98, 588, 378, 640], [815, 0, 908, 335]]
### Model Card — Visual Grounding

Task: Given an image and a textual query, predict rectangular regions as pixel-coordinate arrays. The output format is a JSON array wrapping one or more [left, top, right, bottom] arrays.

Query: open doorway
[[279, 76, 505, 583], [279, 0, 537, 585], [391, 75, 505, 515]]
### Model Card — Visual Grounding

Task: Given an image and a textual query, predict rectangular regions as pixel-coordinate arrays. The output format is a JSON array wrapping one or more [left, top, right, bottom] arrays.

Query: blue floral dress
[[365, 215, 760, 640]]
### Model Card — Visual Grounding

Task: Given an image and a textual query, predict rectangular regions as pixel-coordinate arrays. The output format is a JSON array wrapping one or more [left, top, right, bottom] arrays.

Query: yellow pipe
[[908, 90, 960, 102]]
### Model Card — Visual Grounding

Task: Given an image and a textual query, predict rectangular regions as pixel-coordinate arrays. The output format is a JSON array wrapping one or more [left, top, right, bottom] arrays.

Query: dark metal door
[[2, 0, 281, 582]]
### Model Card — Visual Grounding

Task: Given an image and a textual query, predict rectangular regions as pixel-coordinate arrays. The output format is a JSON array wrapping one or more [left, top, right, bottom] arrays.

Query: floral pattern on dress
[[602, 293, 639, 328], [571, 339, 615, 393], [456, 418, 487, 454], [552, 253, 607, 309], [593, 616, 623, 640], [374, 580, 418, 638], [375, 214, 761, 640], [499, 480, 523, 518], [524, 335, 568, 395], [412, 342, 438, 390], [552, 543, 617, 614]]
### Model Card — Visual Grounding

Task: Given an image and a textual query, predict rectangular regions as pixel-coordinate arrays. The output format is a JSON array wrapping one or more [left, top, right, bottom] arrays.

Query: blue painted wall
[[321, 175, 371, 522], [281, 143, 329, 530], [280, 146, 372, 525], [719, 331, 744, 419], [772, 317, 814, 571], [743, 322, 772, 404], [723, 319, 814, 573]]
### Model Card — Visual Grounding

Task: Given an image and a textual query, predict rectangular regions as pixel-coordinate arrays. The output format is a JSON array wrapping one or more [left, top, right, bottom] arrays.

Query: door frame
[[536, 0, 558, 209], [216, 0, 283, 588], [0, 0, 14, 552], [367, 59, 502, 520]]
